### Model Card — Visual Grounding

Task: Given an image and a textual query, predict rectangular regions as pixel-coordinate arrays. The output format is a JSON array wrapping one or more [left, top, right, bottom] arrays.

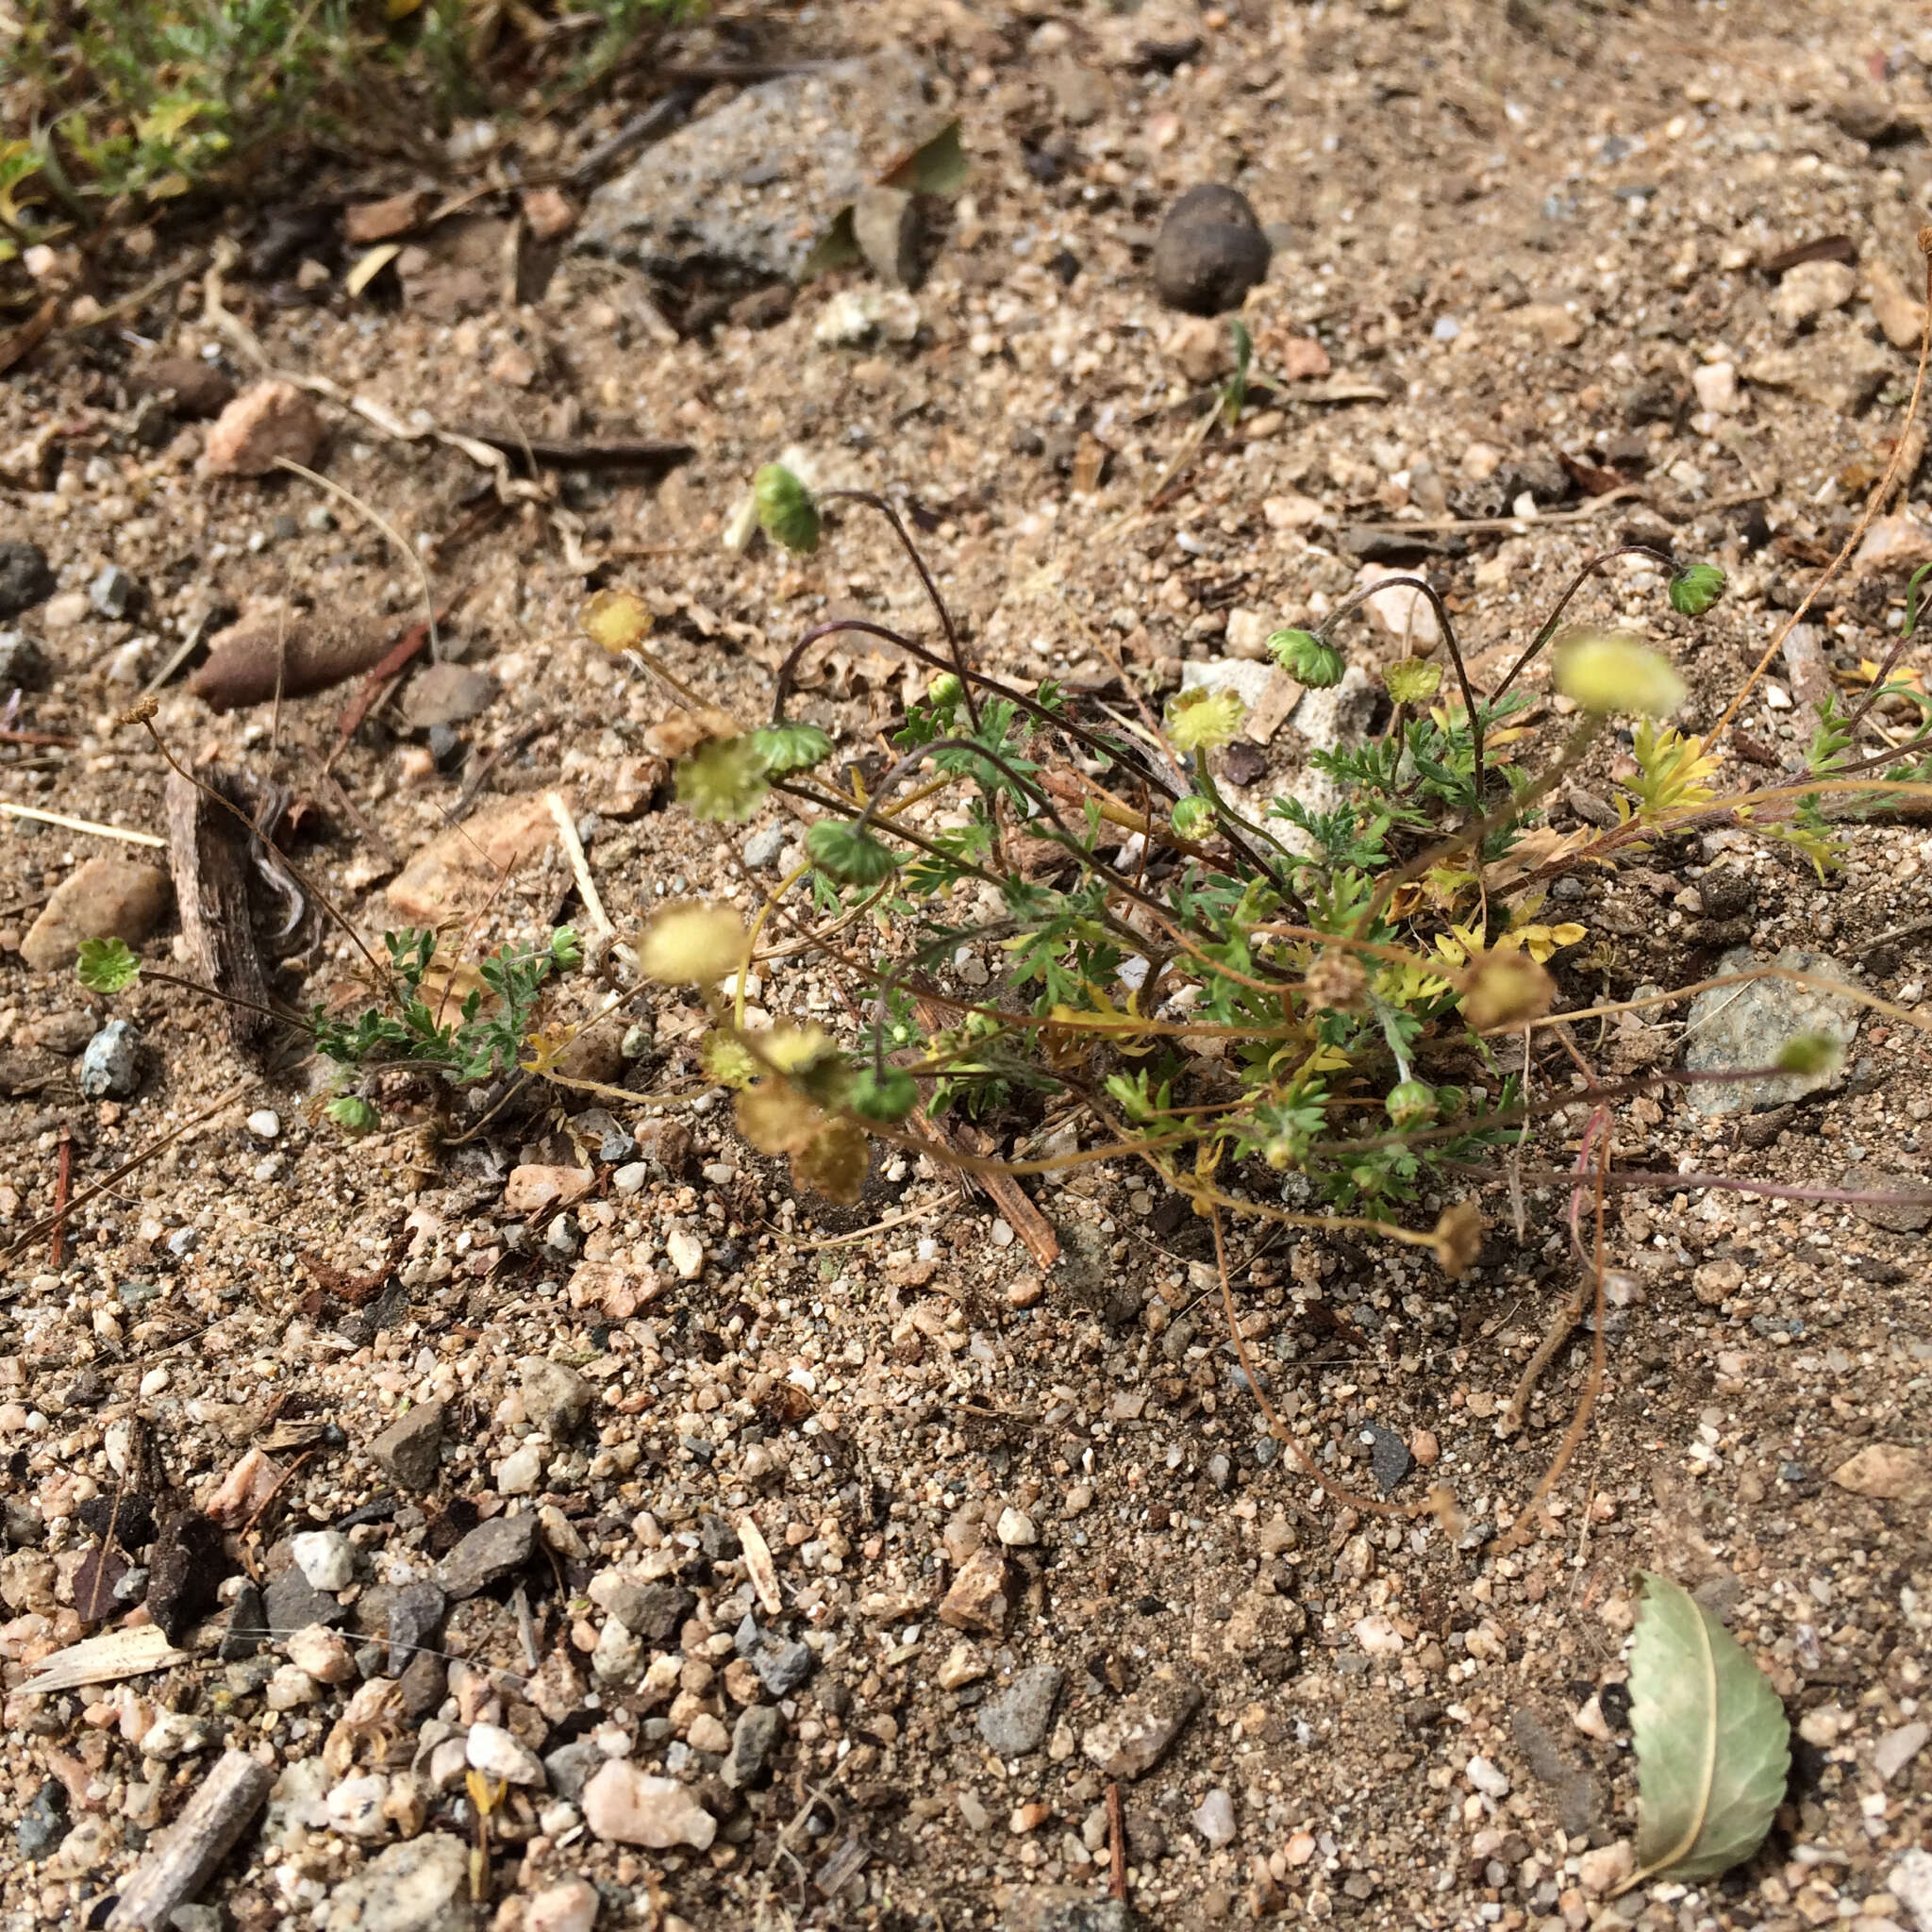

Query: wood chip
[[105, 1750, 274, 1931], [167, 766, 272, 1051]]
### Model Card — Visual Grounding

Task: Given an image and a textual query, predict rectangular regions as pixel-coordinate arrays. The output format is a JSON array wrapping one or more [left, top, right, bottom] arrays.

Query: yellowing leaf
[[791, 1119, 870, 1203], [1625, 1571, 1790, 1888], [345, 243, 401, 298]]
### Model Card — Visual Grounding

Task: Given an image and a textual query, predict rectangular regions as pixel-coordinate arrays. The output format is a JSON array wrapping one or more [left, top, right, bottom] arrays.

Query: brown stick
[[105, 1749, 274, 1931], [1107, 1781, 1126, 1901], [166, 767, 272, 1053], [50, 1128, 72, 1270]]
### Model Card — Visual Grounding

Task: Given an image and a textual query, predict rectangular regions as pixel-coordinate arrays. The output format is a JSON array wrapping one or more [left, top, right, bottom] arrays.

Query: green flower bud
[[755, 463, 821, 554], [1386, 1080, 1438, 1129], [326, 1095, 378, 1135], [1170, 794, 1214, 839], [1269, 628, 1344, 687], [845, 1066, 919, 1123], [1667, 562, 1725, 617]]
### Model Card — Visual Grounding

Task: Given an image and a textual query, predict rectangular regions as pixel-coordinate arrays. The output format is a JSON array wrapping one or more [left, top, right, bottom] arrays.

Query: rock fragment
[[1080, 1671, 1203, 1779], [580, 1763, 715, 1849], [1152, 184, 1271, 315], [201, 380, 325, 477], [21, 858, 172, 973]]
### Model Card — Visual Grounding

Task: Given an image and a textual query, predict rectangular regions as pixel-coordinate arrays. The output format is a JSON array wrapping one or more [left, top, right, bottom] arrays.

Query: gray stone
[[1682, 947, 1862, 1116], [1191, 1786, 1237, 1846], [1363, 1423, 1412, 1493], [263, 1562, 346, 1635], [78, 1020, 142, 1099], [576, 50, 940, 289], [0, 632, 49, 691], [1002, 1890, 1139, 1932], [437, 1512, 536, 1599], [220, 1581, 266, 1660], [396, 1650, 446, 1719], [742, 824, 787, 869], [89, 565, 136, 619], [976, 1663, 1064, 1758], [1841, 1164, 1932, 1235], [519, 1358, 594, 1439], [735, 1617, 815, 1696], [543, 1738, 606, 1802], [368, 1401, 444, 1491], [1152, 184, 1271, 316], [723, 1704, 784, 1789], [854, 184, 921, 288], [322, 1831, 470, 1932], [0, 541, 55, 621], [17, 1781, 67, 1860], [1080, 1671, 1203, 1780], [603, 1579, 693, 1645], [386, 1580, 449, 1676], [403, 663, 500, 728]]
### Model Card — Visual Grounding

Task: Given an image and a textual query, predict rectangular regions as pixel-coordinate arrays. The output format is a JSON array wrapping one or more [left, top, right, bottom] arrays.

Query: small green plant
[[77, 923, 582, 1131], [309, 925, 582, 1085], [2, 0, 699, 230]]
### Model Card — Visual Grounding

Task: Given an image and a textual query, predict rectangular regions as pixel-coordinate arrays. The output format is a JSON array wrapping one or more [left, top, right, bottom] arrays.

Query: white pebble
[[1466, 1755, 1510, 1799], [291, 1528, 354, 1592], [467, 1721, 546, 1787], [995, 1507, 1038, 1548], [498, 1442, 544, 1495], [246, 1108, 281, 1141]]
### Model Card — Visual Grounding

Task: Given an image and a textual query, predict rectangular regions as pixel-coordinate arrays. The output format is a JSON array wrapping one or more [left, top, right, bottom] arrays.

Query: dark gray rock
[[437, 1512, 536, 1599], [386, 1580, 449, 1676], [17, 1781, 67, 1860], [219, 1580, 267, 1660], [698, 1513, 741, 1561], [396, 1650, 446, 1720], [1363, 1423, 1412, 1493], [367, 1401, 444, 1492], [1841, 1163, 1932, 1235], [605, 1580, 694, 1646], [976, 1663, 1064, 1758], [543, 1738, 606, 1801], [0, 542, 55, 622], [736, 1616, 816, 1696], [576, 49, 939, 290], [264, 1561, 347, 1634], [0, 632, 49, 691], [1152, 184, 1271, 315], [723, 1705, 784, 1789]]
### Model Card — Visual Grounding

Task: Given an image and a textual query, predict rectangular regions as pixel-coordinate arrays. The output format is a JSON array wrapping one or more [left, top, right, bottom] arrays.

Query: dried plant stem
[[1496, 1134, 1611, 1556], [0, 800, 165, 847], [1706, 228, 1932, 757]]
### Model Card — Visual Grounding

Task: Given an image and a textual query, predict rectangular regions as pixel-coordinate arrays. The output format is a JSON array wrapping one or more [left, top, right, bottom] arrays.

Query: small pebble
[[291, 1529, 354, 1592], [246, 1109, 281, 1141], [1191, 1787, 1237, 1846]]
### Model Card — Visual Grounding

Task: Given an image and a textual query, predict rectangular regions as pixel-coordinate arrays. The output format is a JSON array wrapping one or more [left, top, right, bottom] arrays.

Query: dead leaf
[[23, 1626, 189, 1695]]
